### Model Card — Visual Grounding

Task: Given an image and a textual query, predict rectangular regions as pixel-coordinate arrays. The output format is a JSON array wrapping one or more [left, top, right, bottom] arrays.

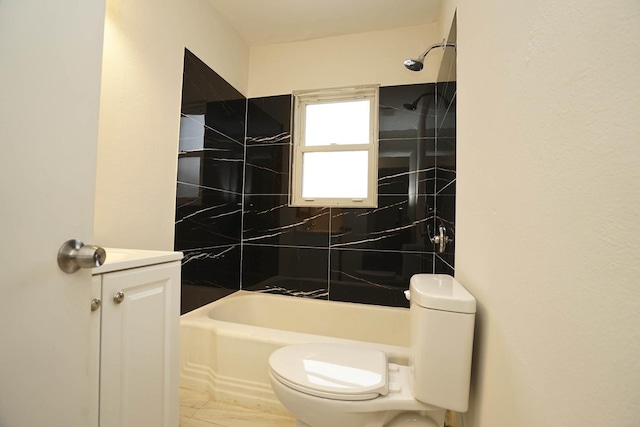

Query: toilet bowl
[[268, 274, 477, 427], [269, 343, 444, 427]]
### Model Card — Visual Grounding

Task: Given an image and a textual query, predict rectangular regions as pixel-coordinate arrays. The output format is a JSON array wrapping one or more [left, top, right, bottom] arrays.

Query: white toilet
[[268, 274, 476, 427]]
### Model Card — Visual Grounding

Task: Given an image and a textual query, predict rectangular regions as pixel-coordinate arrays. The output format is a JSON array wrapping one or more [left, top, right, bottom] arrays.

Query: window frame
[[290, 85, 379, 208]]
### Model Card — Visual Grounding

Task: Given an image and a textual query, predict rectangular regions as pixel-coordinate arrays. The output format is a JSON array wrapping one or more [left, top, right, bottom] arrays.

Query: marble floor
[[180, 388, 295, 427], [180, 387, 460, 427]]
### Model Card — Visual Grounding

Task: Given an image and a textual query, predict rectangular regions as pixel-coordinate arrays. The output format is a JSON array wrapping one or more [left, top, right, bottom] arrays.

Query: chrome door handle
[[57, 239, 106, 273]]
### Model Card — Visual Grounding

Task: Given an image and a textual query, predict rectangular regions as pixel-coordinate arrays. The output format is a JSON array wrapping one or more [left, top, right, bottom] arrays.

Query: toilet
[[268, 274, 476, 427]]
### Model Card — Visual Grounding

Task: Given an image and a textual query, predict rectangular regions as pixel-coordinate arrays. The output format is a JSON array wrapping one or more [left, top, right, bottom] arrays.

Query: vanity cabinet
[[91, 249, 182, 427]]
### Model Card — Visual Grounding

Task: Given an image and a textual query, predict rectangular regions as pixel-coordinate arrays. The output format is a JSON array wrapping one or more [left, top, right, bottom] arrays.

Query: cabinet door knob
[[113, 291, 125, 304], [91, 298, 101, 311]]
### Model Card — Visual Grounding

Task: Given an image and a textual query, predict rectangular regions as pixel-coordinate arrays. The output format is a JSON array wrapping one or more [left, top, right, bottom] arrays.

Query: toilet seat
[[269, 343, 389, 401]]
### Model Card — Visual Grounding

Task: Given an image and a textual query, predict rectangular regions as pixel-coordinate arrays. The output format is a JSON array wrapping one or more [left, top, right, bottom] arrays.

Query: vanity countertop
[[92, 247, 183, 274]]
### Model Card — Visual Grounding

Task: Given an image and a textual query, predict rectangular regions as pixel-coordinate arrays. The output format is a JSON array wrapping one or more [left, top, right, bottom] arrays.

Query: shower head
[[403, 58, 424, 72], [404, 41, 456, 72], [403, 101, 418, 110]]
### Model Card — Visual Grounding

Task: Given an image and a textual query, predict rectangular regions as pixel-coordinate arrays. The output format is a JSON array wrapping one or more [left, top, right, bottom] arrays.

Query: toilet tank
[[408, 274, 476, 412]]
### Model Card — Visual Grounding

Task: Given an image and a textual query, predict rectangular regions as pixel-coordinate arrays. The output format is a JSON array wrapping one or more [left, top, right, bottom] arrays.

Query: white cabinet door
[[99, 261, 180, 427]]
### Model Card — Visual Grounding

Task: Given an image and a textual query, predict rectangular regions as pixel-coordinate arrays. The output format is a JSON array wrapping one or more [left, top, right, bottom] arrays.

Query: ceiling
[[207, 0, 442, 46]]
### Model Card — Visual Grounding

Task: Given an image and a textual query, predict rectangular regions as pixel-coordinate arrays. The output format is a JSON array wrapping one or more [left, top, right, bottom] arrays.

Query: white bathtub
[[179, 290, 411, 413]]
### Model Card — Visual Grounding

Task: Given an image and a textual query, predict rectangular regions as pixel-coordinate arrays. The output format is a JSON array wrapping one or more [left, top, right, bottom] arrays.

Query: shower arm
[[404, 91, 452, 111], [417, 41, 457, 61], [403, 92, 432, 110]]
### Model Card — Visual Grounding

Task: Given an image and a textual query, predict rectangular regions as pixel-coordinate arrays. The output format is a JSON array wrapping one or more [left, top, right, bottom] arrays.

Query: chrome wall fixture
[[404, 40, 456, 72], [431, 225, 453, 253], [403, 92, 432, 110]]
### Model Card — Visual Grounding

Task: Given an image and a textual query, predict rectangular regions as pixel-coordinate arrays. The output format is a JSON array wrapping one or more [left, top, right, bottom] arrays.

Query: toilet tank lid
[[409, 274, 476, 314]]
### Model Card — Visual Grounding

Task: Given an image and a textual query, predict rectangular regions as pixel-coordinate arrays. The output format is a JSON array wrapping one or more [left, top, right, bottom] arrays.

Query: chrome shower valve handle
[[430, 225, 452, 253]]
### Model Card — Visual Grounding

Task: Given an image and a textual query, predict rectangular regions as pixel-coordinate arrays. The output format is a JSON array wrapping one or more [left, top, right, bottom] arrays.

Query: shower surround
[[175, 49, 456, 313]]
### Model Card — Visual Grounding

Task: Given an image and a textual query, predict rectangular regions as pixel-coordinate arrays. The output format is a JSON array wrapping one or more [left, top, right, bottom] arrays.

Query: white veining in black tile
[[180, 245, 241, 291], [242, 245, 329, 294], [330, 196, 434, 252], [253, 286, 329, 299], [243, 196, 329, 246], [245, 132, 290, 145]]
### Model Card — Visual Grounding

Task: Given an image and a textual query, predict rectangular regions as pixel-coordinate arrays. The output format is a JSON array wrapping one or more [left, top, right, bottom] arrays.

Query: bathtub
[[179, 290, 411, 413]]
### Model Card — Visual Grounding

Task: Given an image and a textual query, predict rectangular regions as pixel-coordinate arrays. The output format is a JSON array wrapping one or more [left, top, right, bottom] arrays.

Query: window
[[290, 85, 379, 207]]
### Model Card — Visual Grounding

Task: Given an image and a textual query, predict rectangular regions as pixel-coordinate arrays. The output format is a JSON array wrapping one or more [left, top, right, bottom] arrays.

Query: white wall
[[437, 0, 457, 42], [248, 24, 441, 98], [456, 0, 640, 425], [94, 0, 249, 250]]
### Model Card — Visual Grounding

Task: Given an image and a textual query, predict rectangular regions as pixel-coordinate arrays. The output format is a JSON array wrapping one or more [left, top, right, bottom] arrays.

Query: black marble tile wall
[[175, 50, 456, 312], [240, 83, 456, 308], [326, 83, 442, 307], [434, 40, 457, 274], [243, 245, 329, 298], [175, 50, 246, 312], [245, 95, 292, 195]]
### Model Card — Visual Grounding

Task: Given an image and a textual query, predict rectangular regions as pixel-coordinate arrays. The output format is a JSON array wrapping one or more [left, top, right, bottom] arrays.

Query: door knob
[[57, 239, 106, 273]]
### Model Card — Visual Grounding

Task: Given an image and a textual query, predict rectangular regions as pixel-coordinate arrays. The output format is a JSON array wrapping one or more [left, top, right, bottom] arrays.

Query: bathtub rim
[[181, 290, 411, 350]]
